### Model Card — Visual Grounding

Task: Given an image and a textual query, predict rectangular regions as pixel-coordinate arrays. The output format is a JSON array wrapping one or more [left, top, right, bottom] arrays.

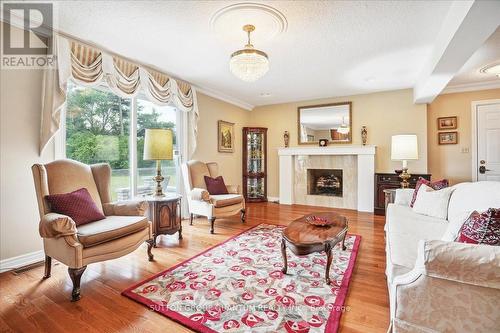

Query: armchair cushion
[[210, 194, 244, 208], [204, 176, 228, 195], [46, 188, 105, 226], [77, 215, 149, 248], [190, 188, 210, 201], [39, 213, 78, 238], [102, 200, 148, 216]]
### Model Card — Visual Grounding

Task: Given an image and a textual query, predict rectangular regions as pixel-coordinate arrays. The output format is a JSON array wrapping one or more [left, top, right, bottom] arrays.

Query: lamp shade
[[143, 129, 173, 160], [391, 135, 418, 160]]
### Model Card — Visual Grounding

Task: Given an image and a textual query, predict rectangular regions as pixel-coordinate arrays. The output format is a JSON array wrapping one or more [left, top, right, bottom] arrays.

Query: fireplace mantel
[[278, 145, 376, 156], [278, 145, 376, 212]]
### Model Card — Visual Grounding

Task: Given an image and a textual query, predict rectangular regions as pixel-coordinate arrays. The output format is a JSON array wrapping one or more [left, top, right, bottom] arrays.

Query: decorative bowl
[[305, 215, 334, 227]]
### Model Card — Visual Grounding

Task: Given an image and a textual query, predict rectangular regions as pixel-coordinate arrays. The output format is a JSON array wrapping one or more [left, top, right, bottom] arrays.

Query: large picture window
[[64, 81, 179, 201]]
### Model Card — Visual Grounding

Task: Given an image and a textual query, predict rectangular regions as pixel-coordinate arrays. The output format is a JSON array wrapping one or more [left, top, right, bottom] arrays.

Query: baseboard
[[0, 250, 45, 273], [267, 196, 279, 203]]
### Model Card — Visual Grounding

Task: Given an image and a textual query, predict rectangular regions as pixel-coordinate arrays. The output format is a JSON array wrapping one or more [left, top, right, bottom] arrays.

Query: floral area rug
[[122, 224, 361, 333]]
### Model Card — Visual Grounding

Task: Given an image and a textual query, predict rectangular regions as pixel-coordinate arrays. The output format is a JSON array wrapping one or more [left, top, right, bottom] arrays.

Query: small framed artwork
[[218, 120, 235, 153], [437, 116, 457, 130], [319, 139, 328, 147], [438, 131, 458, 145]]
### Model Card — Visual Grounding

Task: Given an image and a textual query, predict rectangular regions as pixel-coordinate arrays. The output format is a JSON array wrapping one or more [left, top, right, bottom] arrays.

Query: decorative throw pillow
[[410, 177, 449, 207], [46, 188, 105, 226], [412, 184, 455, 220], [204, 176, 228, 195], [457, 208, 500, 245]]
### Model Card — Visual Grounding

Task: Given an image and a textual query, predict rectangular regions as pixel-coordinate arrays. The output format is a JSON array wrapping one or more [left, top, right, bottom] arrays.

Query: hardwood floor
[[0, 203, 389, 333]]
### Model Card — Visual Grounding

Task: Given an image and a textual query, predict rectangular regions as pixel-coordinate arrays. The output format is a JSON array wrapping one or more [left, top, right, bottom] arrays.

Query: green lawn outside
[[110, 167, 177, 201]]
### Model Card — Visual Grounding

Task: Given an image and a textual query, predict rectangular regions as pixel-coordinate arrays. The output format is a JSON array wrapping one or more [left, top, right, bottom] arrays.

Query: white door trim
[[471, 99, 500, 181]]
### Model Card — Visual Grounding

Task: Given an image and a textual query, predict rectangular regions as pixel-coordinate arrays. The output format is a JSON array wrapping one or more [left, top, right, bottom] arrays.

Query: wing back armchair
[[32, 159, 154, 301], [181, 160, 245, 234]]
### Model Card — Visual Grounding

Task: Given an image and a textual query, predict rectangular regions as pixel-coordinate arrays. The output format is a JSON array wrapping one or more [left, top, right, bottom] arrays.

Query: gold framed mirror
[[298, 102, 352, 144]]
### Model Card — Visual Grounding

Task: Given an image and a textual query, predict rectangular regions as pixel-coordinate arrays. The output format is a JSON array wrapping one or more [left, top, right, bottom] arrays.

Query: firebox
[[307, 169, 343, 197]]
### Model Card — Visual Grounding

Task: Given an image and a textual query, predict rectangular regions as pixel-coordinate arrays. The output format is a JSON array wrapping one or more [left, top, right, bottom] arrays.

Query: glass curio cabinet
[[242, 127, 268, 202]]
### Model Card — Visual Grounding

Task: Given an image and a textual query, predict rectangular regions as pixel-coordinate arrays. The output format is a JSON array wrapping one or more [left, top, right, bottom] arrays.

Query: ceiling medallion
[[479, 62, 500, 78], [229, 24, 269, 82]]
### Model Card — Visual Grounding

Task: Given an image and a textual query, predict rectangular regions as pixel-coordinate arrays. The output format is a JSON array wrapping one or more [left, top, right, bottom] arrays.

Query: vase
[[361, 126, 368, 145], [284, 131, 290, 148]]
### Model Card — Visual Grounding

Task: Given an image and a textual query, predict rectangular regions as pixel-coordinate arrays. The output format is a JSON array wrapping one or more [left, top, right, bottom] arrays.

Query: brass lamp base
[[153, 160, 165, 197], [399, 167, 411, 188]]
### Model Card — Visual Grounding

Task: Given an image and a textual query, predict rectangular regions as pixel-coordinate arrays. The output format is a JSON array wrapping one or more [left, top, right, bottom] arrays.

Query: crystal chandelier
[[229, 25, 269, 82]]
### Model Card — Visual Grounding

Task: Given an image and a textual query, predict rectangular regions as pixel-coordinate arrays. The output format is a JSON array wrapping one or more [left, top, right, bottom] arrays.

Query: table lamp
[[391, 134, 418, 188], [143, 129, 173, 196]]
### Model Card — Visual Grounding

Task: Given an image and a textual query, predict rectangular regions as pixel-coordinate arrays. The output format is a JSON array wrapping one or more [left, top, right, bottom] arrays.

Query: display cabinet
[[243, 127, 268, 202]]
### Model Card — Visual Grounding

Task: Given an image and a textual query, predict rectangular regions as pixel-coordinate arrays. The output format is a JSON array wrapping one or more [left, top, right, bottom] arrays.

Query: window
[[136, 98, 177, 195], [64, 81, 180, 201]]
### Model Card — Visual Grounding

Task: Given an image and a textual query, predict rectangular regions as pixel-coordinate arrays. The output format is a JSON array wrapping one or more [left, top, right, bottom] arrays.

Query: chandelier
[[229, 25, 269, 82], [337, 116, 350, 135]]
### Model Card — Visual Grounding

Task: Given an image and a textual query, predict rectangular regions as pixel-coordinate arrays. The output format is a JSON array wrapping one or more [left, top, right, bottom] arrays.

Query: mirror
[[298, 102, 352, 144]]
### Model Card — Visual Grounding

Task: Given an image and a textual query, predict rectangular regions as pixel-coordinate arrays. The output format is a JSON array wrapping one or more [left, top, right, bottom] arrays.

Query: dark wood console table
[[140, 194, 182, 246], [374, 173, 431, 215]]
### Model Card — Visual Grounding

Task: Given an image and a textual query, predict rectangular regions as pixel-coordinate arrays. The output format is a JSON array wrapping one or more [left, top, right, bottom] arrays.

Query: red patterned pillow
[[458, 208, 500, 245], [46, 188, 105, 226], [204, 176, 228, 195], [410, 177, 449, 207]]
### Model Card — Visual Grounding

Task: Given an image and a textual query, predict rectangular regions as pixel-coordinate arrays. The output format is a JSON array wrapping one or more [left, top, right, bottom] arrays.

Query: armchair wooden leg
[[43, 255, 52, 279], [146, 239, 154, 261], [210, 217, 216, 234], [68, 266, 87, 302], [190, 213, 194, 225], [241, 209, 246, 223]]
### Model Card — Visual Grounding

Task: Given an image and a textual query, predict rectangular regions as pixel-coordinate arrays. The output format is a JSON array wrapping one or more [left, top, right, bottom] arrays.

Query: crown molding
[[441, 80, 500, 95], [194, 85, 254, 111]]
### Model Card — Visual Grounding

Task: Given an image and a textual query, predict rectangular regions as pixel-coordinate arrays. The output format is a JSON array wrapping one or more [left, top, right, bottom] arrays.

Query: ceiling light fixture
[[230, 24, 269, 82], [337, 116, 350, 135], [479, 62, 500, 78]]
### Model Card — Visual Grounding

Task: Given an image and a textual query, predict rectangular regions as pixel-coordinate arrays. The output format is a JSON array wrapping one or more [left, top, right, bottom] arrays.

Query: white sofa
[[385, 181, 500, 332]]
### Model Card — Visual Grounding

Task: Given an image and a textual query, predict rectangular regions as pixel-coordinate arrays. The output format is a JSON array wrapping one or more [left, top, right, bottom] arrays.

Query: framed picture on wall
[[218, 120, 235, 153], [437, 116, 457, 130], [438, 131, 458, 145]]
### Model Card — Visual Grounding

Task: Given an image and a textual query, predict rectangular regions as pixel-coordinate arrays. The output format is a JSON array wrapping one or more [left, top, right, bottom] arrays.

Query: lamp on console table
[[143, 129, 173, 197], [391, 134, 418, 188]]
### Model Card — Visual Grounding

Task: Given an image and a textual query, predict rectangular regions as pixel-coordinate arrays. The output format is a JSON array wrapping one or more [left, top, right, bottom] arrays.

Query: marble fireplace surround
[[278, 146, 376, 212]]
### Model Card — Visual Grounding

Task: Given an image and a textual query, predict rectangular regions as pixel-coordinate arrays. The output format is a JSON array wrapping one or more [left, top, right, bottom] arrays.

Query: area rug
[[122, 224, 361, 333]]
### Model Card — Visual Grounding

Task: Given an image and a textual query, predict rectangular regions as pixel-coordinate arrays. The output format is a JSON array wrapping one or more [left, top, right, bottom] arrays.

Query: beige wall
[[250, 89, 428, 197], [192, 93, 250, 188], [0, 24, 56, 261], [427, 88, 500, 184]]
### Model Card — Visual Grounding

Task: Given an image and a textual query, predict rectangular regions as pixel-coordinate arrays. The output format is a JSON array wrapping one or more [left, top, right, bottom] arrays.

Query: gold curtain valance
[[40, 36, 199, 156]]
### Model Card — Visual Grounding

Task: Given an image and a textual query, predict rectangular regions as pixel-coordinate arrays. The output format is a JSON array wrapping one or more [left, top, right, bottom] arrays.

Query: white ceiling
[[448, 27, 500, 87], [50, 1, 496, 108]]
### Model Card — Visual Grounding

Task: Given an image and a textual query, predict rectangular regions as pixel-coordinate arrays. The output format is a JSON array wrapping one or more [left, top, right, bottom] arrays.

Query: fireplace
[[307, 169, 343, 197]]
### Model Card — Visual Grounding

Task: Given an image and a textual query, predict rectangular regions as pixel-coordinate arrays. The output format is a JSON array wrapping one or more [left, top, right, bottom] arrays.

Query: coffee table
[[281, 212, 348, 284]]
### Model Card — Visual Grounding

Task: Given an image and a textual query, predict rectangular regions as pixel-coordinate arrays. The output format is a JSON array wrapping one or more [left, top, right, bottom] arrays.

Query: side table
[[383, 189, 397, 211], [139, 194, 182, 247]]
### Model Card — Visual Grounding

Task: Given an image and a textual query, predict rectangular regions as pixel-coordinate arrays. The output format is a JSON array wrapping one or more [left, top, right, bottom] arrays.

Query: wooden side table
[[383, 189, 397, 211], [140, 194, 182, 247]]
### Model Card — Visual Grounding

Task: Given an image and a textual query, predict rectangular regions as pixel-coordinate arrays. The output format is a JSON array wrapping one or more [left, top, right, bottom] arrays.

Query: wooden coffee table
[[281, 212, 348, 284]]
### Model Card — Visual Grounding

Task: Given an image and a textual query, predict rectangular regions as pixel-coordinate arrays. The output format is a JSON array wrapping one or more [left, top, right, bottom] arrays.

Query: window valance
[[40, 36, 199, 155]]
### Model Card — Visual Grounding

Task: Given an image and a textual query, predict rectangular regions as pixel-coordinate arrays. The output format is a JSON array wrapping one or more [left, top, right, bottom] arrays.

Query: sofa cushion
[[412, 185, 455, 220], [385, 204, 448, 269], [443, 181, 500, 241], [410, 177, 449, 207], [46, 188, 105, 226], [77, 215, 149, 247], [210, 194, 244, 208], [458, 208, 500, 245]]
